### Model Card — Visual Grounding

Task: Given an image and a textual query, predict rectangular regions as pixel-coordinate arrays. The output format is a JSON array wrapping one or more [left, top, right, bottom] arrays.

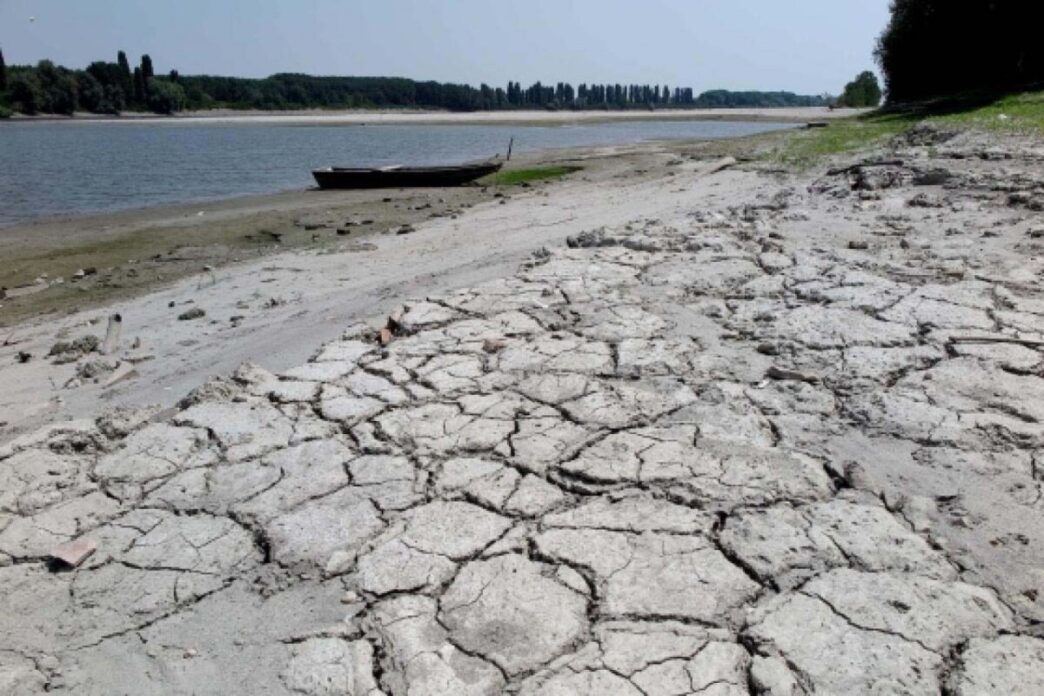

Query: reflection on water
[[0, 119, 794, 226]]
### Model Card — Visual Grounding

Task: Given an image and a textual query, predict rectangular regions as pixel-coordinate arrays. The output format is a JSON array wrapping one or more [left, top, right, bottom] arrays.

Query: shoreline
[[0, 140, 724, 327], [0, 124, 797, 231], [0, 137, 760, 433], [3, 105, 865, 127]]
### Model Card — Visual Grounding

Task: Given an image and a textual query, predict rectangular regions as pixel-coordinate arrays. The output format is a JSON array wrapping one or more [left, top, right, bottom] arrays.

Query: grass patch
[[485, 165, 582, 186], [765, 89, 1044, 168]]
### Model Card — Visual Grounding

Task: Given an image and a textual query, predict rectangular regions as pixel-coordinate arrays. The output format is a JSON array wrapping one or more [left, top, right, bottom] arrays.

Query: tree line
[[876, 0, 1042, 104], [0, 49, 832, 118], [0, 50, 186, 116]]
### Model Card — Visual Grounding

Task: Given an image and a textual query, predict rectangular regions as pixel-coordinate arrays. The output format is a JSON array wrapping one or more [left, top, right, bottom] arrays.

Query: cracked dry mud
[[2, 128, 1044, 695]]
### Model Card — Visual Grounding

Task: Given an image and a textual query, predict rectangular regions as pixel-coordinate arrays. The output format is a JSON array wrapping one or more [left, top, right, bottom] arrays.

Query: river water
[[0, 118, 793, 226]]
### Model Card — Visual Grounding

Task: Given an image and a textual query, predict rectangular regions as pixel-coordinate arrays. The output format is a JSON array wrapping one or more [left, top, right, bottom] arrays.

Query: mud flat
[[1, 124, 1043, 694]]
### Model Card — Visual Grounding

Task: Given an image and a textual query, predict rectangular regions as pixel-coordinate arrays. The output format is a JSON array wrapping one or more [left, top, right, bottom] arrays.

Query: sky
[[0, 0, 891, 95]]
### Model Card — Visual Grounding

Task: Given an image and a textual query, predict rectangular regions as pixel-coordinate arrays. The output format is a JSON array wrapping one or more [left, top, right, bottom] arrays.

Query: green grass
[[766, 89, 1044, 168], [930, 90, 1044, 132], [485, 165, 582, 186]]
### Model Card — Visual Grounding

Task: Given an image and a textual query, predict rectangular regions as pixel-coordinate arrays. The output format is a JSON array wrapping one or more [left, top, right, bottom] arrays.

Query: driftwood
[[826, 159, 905, 176]]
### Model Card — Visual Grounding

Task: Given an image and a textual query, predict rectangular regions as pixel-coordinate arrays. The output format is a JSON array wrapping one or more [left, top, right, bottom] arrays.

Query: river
[[0, 118, 794, 226]]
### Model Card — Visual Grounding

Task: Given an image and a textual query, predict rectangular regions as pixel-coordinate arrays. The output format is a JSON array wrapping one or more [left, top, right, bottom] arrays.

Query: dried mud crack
[[1, 129, 1044, 694]]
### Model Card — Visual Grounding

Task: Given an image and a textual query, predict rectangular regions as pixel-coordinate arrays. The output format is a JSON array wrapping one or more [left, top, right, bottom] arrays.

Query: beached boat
[[312, 160, 504, 189]]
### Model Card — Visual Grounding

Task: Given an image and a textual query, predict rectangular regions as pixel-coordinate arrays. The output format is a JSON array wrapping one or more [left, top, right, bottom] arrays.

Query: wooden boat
[[312, 160, 503, 190]]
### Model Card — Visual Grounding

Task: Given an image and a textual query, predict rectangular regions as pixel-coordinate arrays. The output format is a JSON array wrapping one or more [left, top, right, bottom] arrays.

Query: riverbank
[[0, 138, 762, 432], [4, 105, 864, 126], [1, 115, 1042, 693], [0, 144, 701, 326]]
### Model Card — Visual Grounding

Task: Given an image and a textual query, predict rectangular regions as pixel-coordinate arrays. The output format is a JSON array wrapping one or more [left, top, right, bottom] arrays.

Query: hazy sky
[[0, 0, 890, 94]]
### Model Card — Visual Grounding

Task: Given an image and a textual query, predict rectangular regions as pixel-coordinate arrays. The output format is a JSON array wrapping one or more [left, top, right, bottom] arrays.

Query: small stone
[[178, 307, 206, 321], [843, 461, 875, 490], [482, 338, 506, 353], [378, 327, 393, 346], [766, 365, 820, 384], [848, 240, 870, 250], [49, 537, 98, 568]]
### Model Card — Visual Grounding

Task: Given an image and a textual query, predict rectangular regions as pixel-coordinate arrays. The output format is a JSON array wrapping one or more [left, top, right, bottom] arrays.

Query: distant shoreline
[[3, 106, 866, 127]]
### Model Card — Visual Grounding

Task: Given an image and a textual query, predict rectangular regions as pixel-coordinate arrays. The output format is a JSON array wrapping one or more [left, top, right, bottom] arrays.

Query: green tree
[[133, 66, 146, 105], [9, 72, 44, 114], [141, 54, 154, 81], [0, 48, 7, 92], [35, 60, 78, 114], [75, 71, 106, 112], [876, 0, 1042, 103], [104, 84, 126, 113], [117, 50, 133, 99], [839, 71, 882, 107], [147, 78, 186, 114]]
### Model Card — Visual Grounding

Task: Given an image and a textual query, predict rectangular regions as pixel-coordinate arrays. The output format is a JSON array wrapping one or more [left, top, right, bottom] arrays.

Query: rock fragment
[[177, 307, 206, 321], [49, 537, 97, 568]]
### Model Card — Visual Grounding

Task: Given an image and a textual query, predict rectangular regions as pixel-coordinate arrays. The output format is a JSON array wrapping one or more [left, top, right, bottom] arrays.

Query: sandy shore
[[7, 105, 865, 126]]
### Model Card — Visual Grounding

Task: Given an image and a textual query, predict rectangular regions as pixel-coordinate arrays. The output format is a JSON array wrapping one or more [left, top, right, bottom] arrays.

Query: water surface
[[0, 119, 793, 226]]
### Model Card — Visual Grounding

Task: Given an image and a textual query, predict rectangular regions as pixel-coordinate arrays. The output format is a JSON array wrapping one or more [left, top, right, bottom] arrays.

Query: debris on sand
[[262, 297, 286, 309], [49, 538, 97, 569], [100, 314, 123, 355], [766, 365, 820, 384], [75, 359, 118, 381], [103, 363, 139, 388], [48, 335, 100, 363], [567, 227, 619, 248], [177, 307, 206, 321], [482, 338, 506, 353]]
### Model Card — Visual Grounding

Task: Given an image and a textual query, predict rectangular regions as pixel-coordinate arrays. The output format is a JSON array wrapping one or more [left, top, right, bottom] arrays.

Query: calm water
[[0, 119, 793, 227]]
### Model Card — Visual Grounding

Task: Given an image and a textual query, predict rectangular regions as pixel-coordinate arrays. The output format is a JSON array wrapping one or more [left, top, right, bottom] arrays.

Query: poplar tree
[[0, 48, 7, 91], [141, 54, 154, 82], [118, 51, 132, 93], [133, 66, 146, 105]]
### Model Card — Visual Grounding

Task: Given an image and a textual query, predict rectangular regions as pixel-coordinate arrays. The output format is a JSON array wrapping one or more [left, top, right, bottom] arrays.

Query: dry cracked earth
[[2, 125, 1044, 695]]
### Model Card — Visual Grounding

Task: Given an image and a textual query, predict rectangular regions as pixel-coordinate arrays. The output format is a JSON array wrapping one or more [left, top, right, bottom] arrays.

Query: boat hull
[[312, 162, 503, 189]]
